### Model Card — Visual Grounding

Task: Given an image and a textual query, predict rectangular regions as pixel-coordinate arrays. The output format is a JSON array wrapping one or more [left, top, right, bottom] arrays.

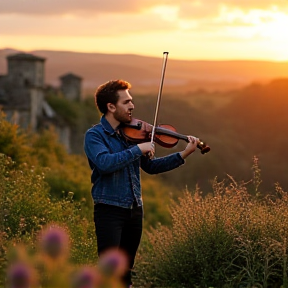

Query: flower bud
[[7, 263, 33, 288], [72, 267, 101, 288], [98, 249, 128, 277], [40, 226, 69, 259]]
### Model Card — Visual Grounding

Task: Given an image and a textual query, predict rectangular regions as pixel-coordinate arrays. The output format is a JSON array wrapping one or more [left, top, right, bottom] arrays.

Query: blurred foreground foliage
[[5, 225, 128, 288]]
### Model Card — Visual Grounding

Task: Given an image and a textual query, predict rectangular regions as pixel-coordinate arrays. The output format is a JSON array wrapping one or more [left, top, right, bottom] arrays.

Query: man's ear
[[107, 103, 116, 112]]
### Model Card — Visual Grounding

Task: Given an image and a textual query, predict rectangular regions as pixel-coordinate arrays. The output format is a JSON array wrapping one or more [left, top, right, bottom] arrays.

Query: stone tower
[[59, 73, 82, 101], [2, 53, 46, 130], [7, 53, 45, 87]]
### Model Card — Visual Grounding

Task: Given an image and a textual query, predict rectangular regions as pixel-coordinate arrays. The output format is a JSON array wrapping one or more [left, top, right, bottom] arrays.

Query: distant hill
[[123, 78, 288, 194], [208, 78, 288, 192], [1, 48, 288, 95], [218, 78, 288, 150]]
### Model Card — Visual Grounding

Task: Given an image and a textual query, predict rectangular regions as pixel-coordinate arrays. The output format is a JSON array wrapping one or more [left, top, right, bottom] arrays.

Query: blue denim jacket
[[84, 116, 185, 209]]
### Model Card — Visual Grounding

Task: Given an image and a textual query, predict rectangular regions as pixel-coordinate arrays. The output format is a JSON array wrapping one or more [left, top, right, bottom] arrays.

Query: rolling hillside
[[1, 48, 288, 96], [1, 47, 288, 194]]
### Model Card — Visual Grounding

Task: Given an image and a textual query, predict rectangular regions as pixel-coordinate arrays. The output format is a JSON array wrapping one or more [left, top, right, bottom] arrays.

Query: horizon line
[[1, 47, 288, 63]]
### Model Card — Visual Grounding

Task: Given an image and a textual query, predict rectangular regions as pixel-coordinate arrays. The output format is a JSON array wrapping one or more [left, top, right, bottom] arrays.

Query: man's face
[[113, 89, 134, 123]]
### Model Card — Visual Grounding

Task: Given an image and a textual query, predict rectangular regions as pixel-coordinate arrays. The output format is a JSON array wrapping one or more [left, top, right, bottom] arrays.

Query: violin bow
[[150, 52, 169, 150]]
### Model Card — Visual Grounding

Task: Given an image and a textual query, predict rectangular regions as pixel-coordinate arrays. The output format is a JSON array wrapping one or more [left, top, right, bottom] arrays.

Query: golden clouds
[[0, 0, 288, 60]]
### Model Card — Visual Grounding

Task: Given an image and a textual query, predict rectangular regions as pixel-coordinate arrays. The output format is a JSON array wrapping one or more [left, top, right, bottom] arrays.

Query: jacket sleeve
[[84, 129, 143, 175], [140, 152, 185, 175]]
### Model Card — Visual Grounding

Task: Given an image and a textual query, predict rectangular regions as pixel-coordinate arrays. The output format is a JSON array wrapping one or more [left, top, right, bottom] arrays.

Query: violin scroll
[[197, 140, 210, 154]]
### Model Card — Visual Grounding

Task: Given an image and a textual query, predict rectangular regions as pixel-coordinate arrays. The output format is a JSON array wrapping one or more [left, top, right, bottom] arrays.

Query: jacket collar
[[100, 116, 117, 135]]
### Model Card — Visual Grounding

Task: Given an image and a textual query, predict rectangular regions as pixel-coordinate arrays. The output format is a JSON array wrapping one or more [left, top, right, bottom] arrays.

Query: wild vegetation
[[0, 112, 174, 285], [135, 160, 288, 287]]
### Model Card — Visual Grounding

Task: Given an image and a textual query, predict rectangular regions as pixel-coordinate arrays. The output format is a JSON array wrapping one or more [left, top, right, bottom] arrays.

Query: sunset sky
[[1, 0, 288, 61]]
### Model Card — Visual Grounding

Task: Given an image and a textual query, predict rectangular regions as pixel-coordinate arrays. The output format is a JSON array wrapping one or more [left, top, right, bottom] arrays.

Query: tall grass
[[135, 158, 288, 288]]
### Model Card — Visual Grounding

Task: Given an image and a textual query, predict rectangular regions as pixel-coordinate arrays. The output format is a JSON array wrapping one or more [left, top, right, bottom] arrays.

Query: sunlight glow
[[178, 19, 198, 30], [1, 3, 288, 61], [214, 7, 288, 60], [218, 8, 288, 41], [259, 13, 288, 41], [150, 5, 179, 22]]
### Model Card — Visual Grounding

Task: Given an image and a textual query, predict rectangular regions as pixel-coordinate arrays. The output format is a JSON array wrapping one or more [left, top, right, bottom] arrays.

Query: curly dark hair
[[94, 79, 132, 114]]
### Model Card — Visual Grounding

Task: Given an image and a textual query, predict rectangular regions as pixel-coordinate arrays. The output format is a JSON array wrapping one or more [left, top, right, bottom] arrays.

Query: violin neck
[[155, 126, 188, 142]]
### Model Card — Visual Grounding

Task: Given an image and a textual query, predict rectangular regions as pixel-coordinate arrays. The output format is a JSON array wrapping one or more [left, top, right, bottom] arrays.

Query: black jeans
[[94, 203, 143, 287]]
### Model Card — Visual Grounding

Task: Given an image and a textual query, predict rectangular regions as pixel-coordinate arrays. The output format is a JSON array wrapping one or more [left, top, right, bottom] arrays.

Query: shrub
[[0, 154, 97, 286], [135, 163, 288, 288], [0, 112, 30, 164], [0, 113, 93, 215]]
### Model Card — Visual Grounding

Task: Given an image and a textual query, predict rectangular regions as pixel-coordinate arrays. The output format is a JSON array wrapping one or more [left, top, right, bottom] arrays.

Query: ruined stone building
[[60, 73, 82, 101], [0, 52, 83, 152]]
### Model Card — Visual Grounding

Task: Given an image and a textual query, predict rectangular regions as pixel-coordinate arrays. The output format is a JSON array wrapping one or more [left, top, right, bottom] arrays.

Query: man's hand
[[138, 142, 155, 159], [180, 136, 199, 159]]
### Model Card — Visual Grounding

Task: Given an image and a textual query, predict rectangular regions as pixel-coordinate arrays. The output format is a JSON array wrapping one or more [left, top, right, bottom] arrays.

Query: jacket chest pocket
[[108, 136, 127, 153]]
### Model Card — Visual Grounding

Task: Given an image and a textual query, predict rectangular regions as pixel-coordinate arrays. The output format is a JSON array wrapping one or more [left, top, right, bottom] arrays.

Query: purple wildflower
[[98, 248, 128, 277], [7, 263, 33, 288], [72, 267, 101, 288], [40, 226, 69, 259]]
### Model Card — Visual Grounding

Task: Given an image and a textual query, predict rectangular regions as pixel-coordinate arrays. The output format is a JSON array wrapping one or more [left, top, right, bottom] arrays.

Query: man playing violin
[[84, 79, 198, 288]]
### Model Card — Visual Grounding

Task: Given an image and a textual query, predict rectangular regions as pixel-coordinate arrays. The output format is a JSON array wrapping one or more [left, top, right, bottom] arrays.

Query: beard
[[114, 109, 132, 123]]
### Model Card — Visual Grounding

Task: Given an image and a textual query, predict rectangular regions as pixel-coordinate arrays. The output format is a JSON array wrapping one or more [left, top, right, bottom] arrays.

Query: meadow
[[1, 116, 288, 288]]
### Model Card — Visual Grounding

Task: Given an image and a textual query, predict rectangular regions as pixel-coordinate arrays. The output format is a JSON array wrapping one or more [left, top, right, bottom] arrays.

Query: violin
[[120, 52, 210, 155], [120, 118, 210, 154]]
